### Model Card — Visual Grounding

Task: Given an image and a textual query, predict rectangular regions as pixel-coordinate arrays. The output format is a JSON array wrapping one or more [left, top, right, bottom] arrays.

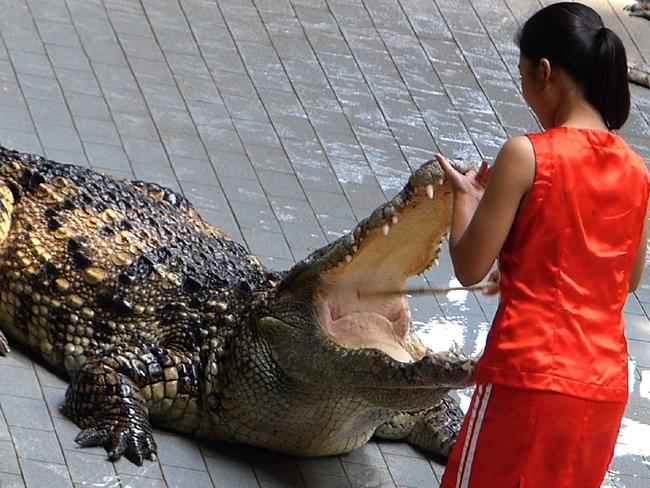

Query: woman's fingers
[[476, 160, 491, 188], [435, 153, 472, 193], [435, 153, 458, 179], [482, 269, 500, 296]]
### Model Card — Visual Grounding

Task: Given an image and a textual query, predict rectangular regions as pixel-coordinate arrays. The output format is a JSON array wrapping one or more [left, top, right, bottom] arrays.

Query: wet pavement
[[0, 0, 649, 486]]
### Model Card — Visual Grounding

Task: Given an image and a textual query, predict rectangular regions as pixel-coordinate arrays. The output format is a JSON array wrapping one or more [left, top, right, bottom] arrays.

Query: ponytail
[[589, 28, 630, 130], [518, 3, 631, 130]]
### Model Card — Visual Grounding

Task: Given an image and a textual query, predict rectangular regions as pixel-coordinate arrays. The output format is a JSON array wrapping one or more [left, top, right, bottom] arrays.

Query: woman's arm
[[629, 205, 648, 292], [437, 136, 536, 285]]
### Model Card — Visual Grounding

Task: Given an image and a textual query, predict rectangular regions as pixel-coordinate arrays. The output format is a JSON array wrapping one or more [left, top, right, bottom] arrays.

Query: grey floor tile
[[241, 227, 293, 260], [103, 87, 149, 115], [83, 141, 131, 171], [281, 221, 327, 254], [17, 73, 64, 103], [251, 451, 304, 486], [0, 472, 25, 488], [0, 104, 34, 133], [340, 443, 386, 469], [0, 365, 44, 399], [205, 456, 259, 488], [0, 81, 25, 108], [376, 442, 426, 460], [220, 175, 268, 206], [42, 147, 88, 167], [33, 363, 67, 388], [257, 169, 305, 199], [629, 340, 650, 368], [150, 106, 198, 136], [34, 123, 82, 151], [161, 132, 208, 160], [52, 417, 105, 456], [45, 44, 91, 72], [610, 454, 650, 478], [0, 440, 20, 474], [93, 63, 139, 92], [269, 197, 318, 226], [172, 156, 218, 185], [0, 395, 53, 431], [55, 68, 102, 97], [626, 314, 650, 342], [301, 470, 351, 488], [75, 117, 121, 145], [609, 474, 650, 487], [64, 450, 119, 486], [114, 457, 164, 480], [342, 462, 396, 488], [298, 457, 346, 477], [20, 458, 73, 488], [0, 129, 42, 154], [10, 426, 65, 464], [35, 21, 80, 49], [41, 386, 66, 420], [160, 465, 214, 488], [119, 476, 168, 488], [0, 408, 10, 441], [229, 200, 282, 234], [383, 454, 437, 487], [0, 349, 34, 369], [140, 82, 185, 111], [64, 92, 112, 120], [113, 112, 160, 141], [155, 431, 207, 471], [9, 50, 54, 77]]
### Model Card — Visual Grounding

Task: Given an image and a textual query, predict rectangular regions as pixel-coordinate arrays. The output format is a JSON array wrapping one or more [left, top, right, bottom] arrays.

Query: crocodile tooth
[[436, 177, 444, 186], [434, 258, 439, 266], [392, 215, 399, 225], [382, 224, 390, 236], [426, 185, 434, 199], [345, 254, 352, 263], [352, 245, 358, 253]]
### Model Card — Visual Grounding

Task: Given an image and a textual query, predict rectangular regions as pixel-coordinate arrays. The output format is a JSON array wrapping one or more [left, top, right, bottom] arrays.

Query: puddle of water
[[614, 417, 650, 457], [412, 316, 467, 353], [411, 277, 491, 357]]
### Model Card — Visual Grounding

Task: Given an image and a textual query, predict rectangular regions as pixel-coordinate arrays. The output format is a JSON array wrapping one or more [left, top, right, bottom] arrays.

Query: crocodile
[[626, 0, 650, 20], [625, 1, 650, 88], [0, 145, 476, 466]]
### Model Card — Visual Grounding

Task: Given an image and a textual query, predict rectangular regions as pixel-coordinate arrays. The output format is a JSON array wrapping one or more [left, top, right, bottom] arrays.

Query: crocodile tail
[[0, 182, 14, 243]]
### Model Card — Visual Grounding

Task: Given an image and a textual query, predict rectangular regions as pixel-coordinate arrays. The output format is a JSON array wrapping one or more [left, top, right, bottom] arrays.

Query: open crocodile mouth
[[282, 159, 475, 364]]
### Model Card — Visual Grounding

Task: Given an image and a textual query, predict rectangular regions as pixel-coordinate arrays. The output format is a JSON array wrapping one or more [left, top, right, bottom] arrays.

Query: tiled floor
[[0, 0, 649, 486]]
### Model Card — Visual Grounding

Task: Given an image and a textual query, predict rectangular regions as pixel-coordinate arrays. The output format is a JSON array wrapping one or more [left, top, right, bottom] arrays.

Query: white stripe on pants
[[456, 384, 493, 488]]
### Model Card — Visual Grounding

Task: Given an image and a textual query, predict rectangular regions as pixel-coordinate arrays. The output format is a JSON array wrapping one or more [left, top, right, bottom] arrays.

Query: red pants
[[440, 384, 626, 488]]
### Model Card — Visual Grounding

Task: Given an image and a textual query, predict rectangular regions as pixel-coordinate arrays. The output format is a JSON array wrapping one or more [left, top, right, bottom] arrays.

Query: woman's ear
[[537, 58, 552, 85]]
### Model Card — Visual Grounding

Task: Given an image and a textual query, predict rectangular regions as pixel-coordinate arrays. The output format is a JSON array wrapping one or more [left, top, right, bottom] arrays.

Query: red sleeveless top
[[475, 127, 649, 402]]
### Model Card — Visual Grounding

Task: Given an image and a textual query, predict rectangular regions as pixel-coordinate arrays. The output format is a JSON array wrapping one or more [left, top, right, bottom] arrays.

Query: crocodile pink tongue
[[319, 292, 416, 363]]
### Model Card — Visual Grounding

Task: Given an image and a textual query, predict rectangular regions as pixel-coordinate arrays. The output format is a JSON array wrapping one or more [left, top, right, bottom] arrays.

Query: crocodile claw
[[75, 421, 158, 466], [0, 330, 9, 356]]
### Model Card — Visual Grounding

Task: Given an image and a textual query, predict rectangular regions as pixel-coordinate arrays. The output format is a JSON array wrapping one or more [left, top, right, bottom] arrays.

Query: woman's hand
[[482, 270, 500, 296], [435, 153, 490, 201]]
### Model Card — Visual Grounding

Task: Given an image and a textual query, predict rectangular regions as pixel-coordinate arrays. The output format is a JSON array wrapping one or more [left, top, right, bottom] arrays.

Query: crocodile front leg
[[374, 394, 464, 460], [63, 345, 202, 465]]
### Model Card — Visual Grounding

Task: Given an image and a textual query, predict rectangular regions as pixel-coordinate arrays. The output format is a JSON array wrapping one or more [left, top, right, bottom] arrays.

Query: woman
[[438, 3, 649, 487]]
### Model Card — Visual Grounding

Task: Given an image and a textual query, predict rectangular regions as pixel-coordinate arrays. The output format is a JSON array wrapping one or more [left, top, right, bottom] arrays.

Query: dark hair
[[517, 2, 630, 130]]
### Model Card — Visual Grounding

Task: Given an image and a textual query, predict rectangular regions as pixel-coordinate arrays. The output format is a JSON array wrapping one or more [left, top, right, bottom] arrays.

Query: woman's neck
[[549, 87, 609, 131]]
